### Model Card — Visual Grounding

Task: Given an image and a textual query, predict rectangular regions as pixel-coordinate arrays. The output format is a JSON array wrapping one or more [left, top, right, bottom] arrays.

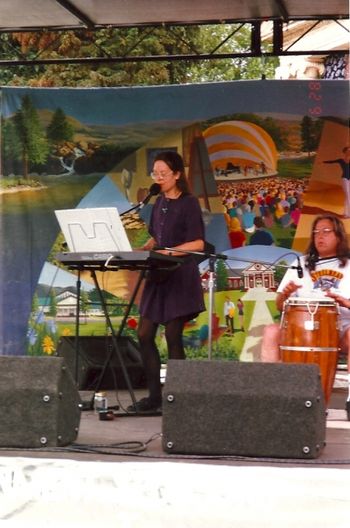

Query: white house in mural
[[243, 263, 275, 290], [56, 290, 78, 317], [200, 263, 275, 291]]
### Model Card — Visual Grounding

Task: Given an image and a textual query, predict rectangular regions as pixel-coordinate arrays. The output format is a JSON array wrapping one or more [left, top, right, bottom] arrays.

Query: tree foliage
[[13, 95, 49, 177], [0, 25, 278, 87], [301, 115, 323, 154], [215, 260, 229, 292], [47, 108, 74, 145], [49, 289, 57, 317], [1, 118, 22, 174]]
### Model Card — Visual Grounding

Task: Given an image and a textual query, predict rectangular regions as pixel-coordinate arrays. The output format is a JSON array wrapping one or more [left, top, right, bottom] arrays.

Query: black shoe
[[127, 397, 162, 415], [346, 400, 350, 421]]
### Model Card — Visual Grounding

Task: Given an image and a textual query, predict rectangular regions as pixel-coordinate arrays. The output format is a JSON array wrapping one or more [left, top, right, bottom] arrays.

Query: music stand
[[55, 207, 132, 253]]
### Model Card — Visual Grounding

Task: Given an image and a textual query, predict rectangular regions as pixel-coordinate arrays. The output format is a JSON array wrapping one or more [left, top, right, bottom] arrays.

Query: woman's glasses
[[313, 228, 334, 236], [150, 170, 173, 180]]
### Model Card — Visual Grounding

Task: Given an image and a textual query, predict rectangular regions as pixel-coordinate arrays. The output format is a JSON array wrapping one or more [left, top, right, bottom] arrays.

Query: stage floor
[[1, 385, 349, 466]]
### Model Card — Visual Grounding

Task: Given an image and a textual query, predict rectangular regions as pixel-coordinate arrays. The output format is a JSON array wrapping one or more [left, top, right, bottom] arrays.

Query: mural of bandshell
[[203, 120, 278, 180]]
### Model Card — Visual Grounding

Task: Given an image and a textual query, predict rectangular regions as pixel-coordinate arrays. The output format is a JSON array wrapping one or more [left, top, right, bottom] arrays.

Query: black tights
[[137, 316, 187, 401]]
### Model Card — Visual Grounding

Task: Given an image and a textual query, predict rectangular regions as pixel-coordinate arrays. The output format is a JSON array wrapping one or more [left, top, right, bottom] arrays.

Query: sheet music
[[55, 207, 132, 253]]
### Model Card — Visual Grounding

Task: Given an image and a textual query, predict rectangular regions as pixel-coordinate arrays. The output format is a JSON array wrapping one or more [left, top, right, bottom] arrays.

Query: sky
[[39, 262, 94, 291]]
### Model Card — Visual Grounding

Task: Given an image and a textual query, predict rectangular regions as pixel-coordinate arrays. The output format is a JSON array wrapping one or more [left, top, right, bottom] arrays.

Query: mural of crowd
[[218, 176, 306, 248]]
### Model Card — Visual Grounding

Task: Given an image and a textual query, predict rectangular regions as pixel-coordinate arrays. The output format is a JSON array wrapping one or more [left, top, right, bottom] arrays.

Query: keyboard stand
[[57, 251, 183, 410], [90, 268, 147, 406], [73, 269, 82, 384]]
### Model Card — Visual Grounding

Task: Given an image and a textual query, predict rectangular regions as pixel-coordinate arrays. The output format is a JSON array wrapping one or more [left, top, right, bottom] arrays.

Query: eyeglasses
[[313, 228, 334, 236], [150, 170, 173, 180]]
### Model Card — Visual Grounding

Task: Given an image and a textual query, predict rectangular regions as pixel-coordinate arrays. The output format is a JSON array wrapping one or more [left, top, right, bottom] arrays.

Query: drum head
[[284, 297, 336, 307]]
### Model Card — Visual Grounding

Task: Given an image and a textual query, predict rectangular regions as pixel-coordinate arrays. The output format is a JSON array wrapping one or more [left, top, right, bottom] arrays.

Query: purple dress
[[139, 192, 206, 324]]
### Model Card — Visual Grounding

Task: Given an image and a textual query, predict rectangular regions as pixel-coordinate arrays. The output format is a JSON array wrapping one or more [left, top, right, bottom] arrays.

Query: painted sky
[[1, 80, 347, 125]]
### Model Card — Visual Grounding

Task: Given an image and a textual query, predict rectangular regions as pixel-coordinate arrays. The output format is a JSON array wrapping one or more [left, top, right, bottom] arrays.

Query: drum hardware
[[280, 345, 339, 352], [304, 320, 319, 331], [305, 301, 319, 331]]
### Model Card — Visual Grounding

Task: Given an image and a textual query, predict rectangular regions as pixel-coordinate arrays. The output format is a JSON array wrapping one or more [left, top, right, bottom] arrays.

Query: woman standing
[[128, 151, 206, 414], [237, 298, 245, 331]]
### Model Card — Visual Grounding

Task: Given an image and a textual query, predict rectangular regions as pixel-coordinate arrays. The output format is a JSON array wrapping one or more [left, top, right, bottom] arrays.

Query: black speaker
[[162, 360, 326, 459], [0, 356, 81, 448], [56, 335, 146, 390]]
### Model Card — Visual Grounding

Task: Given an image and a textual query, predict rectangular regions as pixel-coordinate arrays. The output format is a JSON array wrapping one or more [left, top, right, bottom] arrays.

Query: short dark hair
[[253, 216, 265, 228], [154, 151, 189, 193]]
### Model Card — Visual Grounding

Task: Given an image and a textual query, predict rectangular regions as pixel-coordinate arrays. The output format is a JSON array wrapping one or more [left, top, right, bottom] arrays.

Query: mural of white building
[[56, 290, 78, 317]]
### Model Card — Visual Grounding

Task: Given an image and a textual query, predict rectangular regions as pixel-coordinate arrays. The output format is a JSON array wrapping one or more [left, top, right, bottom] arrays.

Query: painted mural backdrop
[[0, 81, 349, 364]]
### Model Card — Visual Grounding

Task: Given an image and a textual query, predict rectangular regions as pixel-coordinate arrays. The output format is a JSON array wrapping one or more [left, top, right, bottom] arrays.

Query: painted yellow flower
[[62, 328, 72, 336], [42, 335, 55, 355]]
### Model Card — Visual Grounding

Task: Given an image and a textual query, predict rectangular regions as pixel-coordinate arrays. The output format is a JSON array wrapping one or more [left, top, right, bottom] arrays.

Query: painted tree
[[47, 108, 74, 145], [274, 259, 289, 286], [49, 289, 57, 317], [301, 115, 323, 156], [1, 118, 22, 175], [80, 290, 90, 324], [13, 95, 49, 178], [215, 259, 229, 292], [31, 292, 39, 316]]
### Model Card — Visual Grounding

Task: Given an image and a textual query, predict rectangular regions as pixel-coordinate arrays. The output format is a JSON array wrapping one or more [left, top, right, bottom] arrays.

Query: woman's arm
[[157, 238, 204, 257]]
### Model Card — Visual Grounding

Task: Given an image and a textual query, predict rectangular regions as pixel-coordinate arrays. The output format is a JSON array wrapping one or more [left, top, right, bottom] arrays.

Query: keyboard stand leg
[[90, 270, 140, 407], [116, 269, 145, 338], [73, 270, 81, 384]]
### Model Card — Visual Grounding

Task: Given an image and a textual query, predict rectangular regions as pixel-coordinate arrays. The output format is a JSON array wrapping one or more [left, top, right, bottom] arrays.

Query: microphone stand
[[159, 246, 300, 359], [120, 201, 146, 217], [207, 254, 217, 359], [159, 246, 227, 359]]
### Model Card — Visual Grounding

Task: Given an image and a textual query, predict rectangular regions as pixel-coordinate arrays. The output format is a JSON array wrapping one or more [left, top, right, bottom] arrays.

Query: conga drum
[[279, 298, 340, 404]]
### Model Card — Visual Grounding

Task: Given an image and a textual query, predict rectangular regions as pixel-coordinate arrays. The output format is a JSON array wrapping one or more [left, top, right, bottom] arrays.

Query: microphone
[[296, 256, 303, 278], [140, 183, 161, 208], [309, 253, 318, 265], [120, 183, 161, 217]]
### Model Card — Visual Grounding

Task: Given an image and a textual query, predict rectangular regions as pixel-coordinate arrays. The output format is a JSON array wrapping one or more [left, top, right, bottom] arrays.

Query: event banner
[[0, 80, 348, 361]]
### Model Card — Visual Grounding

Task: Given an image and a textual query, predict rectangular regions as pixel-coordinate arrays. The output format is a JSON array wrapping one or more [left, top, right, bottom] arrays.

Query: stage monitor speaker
[[162, 360, 326, 459], [56, 335, 146, 390], [0, 356, 81, 448]]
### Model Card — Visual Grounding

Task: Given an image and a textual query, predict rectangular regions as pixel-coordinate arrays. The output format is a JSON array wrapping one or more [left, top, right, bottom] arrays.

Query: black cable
[[0, 430, 348, 465], [0, 441, 147, 456]]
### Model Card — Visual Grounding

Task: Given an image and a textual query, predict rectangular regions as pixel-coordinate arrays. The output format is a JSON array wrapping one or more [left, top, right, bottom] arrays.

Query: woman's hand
[[138, 238, 156, 251], [326, 291, 350, 309], [281, 281, 301, 298], [276, 281, 301, 311]]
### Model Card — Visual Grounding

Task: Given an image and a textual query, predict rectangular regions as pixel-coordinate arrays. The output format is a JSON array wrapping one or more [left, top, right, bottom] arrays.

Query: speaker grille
[[0, 356, 81, 448], [162, 360, 326, 459]]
